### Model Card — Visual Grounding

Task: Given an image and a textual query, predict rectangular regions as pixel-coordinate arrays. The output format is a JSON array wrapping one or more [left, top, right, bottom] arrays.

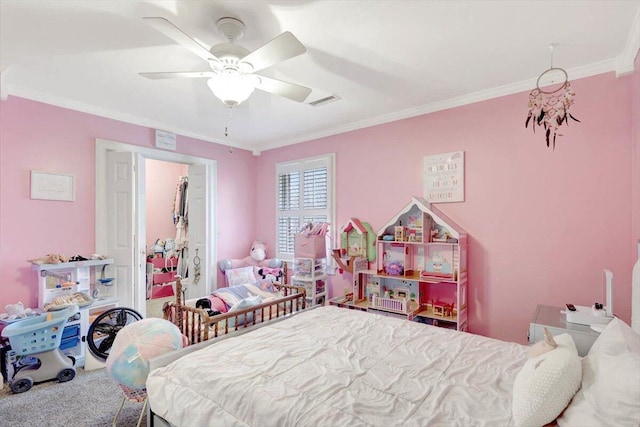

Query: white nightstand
[[529, 304, 601, 356]]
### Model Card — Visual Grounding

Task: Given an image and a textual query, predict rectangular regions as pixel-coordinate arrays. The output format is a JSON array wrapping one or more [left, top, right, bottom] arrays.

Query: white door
[[184, 163, 211, 300], [105, 151, 146, 315]]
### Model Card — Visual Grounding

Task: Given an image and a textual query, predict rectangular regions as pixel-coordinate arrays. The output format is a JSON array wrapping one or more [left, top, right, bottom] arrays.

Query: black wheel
[[10, 377, 33, 393], [57, 368, 75, 382], [87, 308, 143, 360]]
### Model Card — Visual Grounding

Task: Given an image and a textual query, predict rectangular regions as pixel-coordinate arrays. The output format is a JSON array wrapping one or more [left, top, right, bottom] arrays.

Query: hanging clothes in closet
[[173, 176, 189, 278]]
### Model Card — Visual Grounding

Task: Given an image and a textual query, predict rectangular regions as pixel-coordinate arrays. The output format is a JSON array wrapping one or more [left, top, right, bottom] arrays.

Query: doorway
[[95, 139, 217, 317], [145, 158, 188, 317]]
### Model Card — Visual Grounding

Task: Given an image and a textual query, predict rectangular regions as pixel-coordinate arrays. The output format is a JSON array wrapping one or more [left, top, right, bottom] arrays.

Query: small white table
[[529, 304, 601, 356]]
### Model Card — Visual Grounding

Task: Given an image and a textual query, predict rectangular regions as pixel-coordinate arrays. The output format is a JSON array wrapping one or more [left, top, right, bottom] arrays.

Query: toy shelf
[[31, 258, 118, 368]]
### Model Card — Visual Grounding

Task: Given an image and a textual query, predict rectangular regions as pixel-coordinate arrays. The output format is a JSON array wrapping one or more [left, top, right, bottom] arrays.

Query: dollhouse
[[331, 217, 376, 275], [330, 196, 468, 331]]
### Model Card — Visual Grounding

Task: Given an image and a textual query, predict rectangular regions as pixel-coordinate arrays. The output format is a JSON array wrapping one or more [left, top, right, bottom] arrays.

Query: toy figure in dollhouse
[[430, 224, 450, 242]]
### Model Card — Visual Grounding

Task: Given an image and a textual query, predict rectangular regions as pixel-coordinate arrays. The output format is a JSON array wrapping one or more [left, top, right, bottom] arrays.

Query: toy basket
[[1, 306, 77, 356]]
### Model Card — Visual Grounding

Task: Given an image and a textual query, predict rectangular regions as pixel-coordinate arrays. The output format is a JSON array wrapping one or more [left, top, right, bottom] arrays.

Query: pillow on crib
[[227, 295, 263, 328], [225, 266, 257, 287], [557, 318, 640, 427], [512, 333, 581, 427]]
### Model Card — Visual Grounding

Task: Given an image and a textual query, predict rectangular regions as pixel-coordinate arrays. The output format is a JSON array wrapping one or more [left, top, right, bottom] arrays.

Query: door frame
[[95, 138, 217, 312]]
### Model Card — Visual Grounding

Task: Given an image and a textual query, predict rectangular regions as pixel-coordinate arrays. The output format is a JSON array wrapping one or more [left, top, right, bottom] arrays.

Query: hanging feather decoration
[[525, 68, 579, 149]]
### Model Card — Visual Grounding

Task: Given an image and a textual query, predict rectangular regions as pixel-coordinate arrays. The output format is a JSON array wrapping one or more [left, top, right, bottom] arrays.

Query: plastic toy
[[219, 240, 282, 273], [1, 306, 79, 393]]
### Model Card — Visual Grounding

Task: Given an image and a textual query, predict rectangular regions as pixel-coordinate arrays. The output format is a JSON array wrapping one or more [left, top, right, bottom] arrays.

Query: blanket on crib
[[213, 283, 280, 309]]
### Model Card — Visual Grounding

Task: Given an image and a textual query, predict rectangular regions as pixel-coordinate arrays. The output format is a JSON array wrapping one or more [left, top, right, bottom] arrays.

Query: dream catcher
[[525, 45, 580, 149]]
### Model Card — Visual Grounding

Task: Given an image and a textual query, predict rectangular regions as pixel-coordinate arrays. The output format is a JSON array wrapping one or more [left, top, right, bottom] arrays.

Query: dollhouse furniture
[[330, 196, 468, 330], [32, 258, 119, 367]]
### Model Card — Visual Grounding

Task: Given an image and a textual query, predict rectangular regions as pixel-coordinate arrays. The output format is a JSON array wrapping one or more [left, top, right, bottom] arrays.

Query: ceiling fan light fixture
[[207, 70, 259, 107]]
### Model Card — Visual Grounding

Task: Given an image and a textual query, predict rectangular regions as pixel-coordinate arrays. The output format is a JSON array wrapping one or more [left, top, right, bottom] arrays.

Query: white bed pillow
[[557, 318, 640, 427], [512, 333, 582, 427]]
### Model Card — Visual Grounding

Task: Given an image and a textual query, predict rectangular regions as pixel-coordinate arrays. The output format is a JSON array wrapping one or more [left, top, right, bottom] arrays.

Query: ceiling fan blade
[[240, 32, 306, 73], [255, 75, 312, 103], [143, 17, 218, 63], [140, 71, 215, 80]]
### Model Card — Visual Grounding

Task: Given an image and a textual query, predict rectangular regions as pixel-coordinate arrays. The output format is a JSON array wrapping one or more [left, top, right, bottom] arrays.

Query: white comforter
[[147, 306, 527, 427]]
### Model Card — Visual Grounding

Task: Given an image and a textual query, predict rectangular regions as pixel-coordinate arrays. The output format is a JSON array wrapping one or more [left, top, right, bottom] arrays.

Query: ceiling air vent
[[308, 94, 341, 107]]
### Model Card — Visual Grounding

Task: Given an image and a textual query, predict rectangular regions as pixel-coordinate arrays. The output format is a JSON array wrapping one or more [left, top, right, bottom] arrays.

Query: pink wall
[[257, 71, 637, 344], [0, 96, 257, 309], [1, 67, 636, 345], [145, 159, 188, 250], [633, 53, 640, 259]]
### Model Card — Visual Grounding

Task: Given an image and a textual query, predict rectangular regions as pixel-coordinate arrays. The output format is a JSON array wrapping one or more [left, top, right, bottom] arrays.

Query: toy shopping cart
[[1, 305, 78, 393]]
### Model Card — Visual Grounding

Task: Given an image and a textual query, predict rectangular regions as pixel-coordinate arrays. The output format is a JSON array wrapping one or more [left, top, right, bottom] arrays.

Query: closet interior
[[145, 159, 189, 316]]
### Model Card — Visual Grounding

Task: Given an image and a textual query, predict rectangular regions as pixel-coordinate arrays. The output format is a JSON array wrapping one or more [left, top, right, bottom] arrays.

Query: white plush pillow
[[225, 266, 257, 287], [227, 295, 263, 328], [557, 318, 640, 427], [512, 333, 582, 427]]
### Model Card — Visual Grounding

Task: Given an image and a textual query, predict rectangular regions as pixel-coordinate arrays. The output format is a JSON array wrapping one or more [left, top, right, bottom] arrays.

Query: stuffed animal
[[257, 267, 283, 284], [27, 253, 70, 265], [219, 240, 282, 273], [528, 327, 558, 358], [164, 238, 177, 259], [4, 302, 33, 320]]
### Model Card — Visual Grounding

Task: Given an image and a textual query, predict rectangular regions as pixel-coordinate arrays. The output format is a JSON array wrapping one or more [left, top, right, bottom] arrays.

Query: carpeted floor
[[146, 295, 173, 319], [0, 299, 173, 426], [0, 367, 147, 426]]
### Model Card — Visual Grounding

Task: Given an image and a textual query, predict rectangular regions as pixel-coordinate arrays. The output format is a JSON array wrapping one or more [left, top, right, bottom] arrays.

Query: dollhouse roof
[[341, 218, 368, 235], [376, 196, 466, 239]]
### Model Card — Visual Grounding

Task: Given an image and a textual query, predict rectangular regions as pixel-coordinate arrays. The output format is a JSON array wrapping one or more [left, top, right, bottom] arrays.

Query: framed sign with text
[[30, 170, 75, 201], [423, 151, 464, 203]]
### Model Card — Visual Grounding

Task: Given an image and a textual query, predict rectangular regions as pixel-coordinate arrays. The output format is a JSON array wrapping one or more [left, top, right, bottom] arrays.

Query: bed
[[148, 290, 640, 427]]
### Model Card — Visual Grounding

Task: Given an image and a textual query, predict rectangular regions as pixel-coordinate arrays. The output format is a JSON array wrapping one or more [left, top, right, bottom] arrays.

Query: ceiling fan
[[140, 16, 312, 107]]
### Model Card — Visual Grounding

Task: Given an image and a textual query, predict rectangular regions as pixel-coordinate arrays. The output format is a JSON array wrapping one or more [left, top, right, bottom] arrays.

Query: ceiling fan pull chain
[[225, 108, 233, 138]]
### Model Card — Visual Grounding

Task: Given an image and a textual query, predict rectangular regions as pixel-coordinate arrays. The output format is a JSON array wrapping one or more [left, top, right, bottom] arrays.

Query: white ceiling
[[1, 1, 639, 154]]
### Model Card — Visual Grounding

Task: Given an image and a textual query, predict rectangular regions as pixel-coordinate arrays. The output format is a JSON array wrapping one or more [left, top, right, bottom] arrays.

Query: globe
[[106, 318, 185, 389]]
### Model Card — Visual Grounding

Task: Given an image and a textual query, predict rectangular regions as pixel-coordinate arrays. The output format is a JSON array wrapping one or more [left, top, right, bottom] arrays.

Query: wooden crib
[[163, 277, 306, 345]]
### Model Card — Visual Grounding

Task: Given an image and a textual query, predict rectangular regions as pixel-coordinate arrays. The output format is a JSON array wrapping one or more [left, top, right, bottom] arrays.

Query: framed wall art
[[423, 151, 464, 203], [30, 170, 75, 201]]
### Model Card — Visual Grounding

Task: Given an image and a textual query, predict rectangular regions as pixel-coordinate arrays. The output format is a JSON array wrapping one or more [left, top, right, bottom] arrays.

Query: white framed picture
[[30, 170, 75, 201], [424, 151, 465, 203]]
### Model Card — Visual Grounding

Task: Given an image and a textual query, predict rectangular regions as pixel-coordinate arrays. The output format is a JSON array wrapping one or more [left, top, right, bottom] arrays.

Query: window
[[276, 154, 335, 260]]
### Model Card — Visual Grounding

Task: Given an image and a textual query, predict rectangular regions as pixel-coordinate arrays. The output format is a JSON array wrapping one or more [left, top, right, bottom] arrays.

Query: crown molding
[[4, 83, 255, 153], [616, 8, 640, 77], [0, 72, 7, 101], [3, 56, 623, 154], [258, 59, 617, 152]]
